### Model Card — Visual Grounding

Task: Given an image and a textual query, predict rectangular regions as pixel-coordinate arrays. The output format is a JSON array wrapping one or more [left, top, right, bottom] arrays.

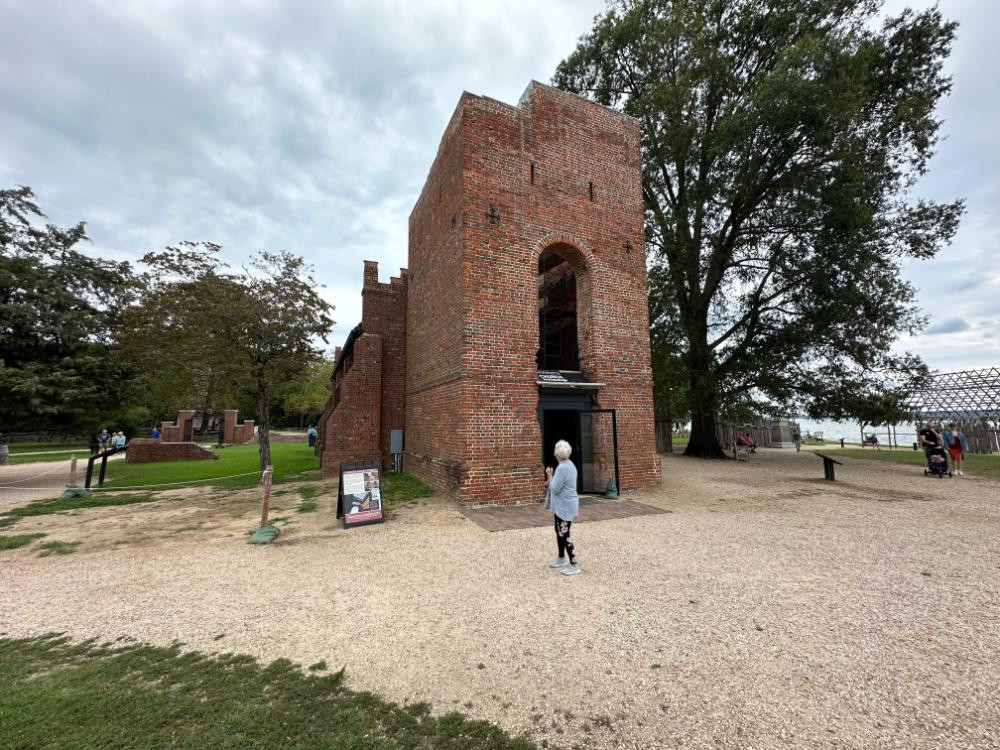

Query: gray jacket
[[549, 460, 579, 521]]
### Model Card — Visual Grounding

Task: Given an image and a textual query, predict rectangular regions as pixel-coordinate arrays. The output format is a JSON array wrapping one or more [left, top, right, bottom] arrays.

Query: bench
[[734, 444, 752, 462], [813, 452, 843, 481]]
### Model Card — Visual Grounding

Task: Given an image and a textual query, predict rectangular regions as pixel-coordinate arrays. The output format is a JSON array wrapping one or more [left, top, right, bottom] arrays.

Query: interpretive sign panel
[[338, 461, 384, 528]]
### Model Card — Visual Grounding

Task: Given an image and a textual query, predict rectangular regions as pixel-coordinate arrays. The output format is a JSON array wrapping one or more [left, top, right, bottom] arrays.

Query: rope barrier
[[90, 470, 264, 492], [0, 462, 67, 487]]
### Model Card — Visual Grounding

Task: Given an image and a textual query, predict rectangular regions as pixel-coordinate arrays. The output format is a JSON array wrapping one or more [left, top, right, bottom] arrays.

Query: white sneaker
[[957, 470, 964, 476], [562, 563, 581, 576], [548, 558, 567, 568]]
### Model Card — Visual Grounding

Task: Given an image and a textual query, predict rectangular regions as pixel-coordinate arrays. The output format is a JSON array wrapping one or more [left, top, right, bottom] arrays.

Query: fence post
[[69, 454, 77, 487], [260, 465, 274, 527]]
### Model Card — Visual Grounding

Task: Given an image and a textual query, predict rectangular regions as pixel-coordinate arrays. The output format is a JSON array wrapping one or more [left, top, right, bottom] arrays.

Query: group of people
[[919, 421, 970, 476], [735, 431, 757, 452], [95, 429, 127, 452]]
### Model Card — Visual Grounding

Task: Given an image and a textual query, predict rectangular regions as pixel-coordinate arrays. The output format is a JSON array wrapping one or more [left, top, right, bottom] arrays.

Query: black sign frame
[[337, 459, 385, 528]]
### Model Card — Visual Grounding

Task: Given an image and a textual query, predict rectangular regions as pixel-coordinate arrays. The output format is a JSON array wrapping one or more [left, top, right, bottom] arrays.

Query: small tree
[[555, 1, 963, 457], [281, 355, 335, 428], [125, 243, 334, 470]]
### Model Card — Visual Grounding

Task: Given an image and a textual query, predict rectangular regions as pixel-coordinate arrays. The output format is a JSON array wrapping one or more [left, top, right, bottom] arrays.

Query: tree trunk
[[682, 348, 727, 458], [257, 378, 272, 471], [685, 409, 727, 458]]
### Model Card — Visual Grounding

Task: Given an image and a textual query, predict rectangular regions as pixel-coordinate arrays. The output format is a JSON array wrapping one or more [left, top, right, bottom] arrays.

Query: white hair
[[554, 440, 572, 461]]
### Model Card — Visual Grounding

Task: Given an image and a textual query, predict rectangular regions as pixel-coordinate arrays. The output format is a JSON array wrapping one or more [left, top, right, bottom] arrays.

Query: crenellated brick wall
[[318, 262, 408, 475], [160, 410, 195, 442], [222, 410, 256, 444]]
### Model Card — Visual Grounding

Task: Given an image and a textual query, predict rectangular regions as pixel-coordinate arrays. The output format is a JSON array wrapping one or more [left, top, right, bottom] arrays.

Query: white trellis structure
[[906, 368, 1000, 454]]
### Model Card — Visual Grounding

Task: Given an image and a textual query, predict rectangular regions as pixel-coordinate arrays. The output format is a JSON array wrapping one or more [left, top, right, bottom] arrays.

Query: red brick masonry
[[319, 81, 661, 504], [126, 439, 217, 463], [222, 410, 256, 445]]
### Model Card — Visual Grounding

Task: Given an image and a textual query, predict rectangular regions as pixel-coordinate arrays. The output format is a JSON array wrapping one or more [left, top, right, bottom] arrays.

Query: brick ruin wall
[[126, 438, 217, 463], [222, 410, 256, 444], [317, 266, 407, 475], [159, 410, 195, 442], [405, 82, 660, 504]]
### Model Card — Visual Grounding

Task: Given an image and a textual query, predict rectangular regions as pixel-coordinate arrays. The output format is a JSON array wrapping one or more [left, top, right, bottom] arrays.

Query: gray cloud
[[2, 0, 997, 372], [925, 318, 971, 335]]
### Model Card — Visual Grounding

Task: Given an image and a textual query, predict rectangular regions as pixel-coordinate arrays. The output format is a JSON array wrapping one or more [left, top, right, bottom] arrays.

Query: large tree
[[123, 243, 334, 470], [555, 0, 963, 456], [0, 186, 135, 437]]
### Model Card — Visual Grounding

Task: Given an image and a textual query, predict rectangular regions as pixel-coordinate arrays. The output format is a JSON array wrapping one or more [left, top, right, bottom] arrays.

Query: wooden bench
[[734, 444, 752, 462], [813, 452, 843, 481]]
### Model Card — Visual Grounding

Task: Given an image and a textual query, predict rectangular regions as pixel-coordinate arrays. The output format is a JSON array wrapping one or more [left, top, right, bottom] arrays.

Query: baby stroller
[[923, 445, 952, 478]]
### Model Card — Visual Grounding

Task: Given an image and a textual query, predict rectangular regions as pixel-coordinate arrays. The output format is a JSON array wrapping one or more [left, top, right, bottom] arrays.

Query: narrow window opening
[[530, 162, 535, 184], [588, 181, 594, 201], [537, 250, 580, 371]]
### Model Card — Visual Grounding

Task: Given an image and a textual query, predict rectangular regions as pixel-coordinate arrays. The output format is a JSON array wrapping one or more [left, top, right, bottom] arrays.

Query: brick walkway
[[460, 498, 669, 532]]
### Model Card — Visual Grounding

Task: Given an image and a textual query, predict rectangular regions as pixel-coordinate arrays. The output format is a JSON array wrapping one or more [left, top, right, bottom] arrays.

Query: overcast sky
[[2, 0, 996, 373]]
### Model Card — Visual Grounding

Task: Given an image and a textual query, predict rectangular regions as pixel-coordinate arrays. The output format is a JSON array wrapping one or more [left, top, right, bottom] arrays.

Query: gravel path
[[0, 457, 78, 508], [2, 449, 998, 749]]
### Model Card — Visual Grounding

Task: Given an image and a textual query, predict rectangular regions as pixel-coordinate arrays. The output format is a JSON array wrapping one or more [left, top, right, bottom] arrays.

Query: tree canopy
[[554, 0, 963, 456], [0, 186, 135, 437], [122, 242, 334, 469]]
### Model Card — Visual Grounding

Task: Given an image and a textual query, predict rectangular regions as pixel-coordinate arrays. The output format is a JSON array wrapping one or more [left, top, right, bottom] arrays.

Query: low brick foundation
[[126, 439, 217, 463]]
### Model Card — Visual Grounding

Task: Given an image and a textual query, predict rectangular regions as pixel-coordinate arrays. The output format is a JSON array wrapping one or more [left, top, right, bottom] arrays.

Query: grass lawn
[[821, 448, 1000, 481], [381, 472, 434, 506], [4, 442, 90, 465], [0, 635, 536, 750], [100, 442, 319, 490]]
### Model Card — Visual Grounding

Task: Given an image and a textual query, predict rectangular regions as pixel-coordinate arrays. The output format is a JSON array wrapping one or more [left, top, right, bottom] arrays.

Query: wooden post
[[69, 454, 77, 486], [259, 465, 273, 527]]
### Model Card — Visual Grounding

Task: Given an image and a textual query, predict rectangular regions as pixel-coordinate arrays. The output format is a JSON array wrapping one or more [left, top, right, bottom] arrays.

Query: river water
[[793, 417, 918, 447]]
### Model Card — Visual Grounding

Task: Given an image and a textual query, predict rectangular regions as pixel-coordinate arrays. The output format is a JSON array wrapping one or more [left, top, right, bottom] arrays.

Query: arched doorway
[[537, 249, 579, 371]]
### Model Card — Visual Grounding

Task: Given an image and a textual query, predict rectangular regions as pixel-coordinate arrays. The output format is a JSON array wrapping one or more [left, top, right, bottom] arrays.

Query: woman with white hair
[[546, 439, 580, 576]]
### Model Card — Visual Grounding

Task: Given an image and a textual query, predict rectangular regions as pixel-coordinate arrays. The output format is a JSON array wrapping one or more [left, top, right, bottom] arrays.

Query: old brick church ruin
[[317, 82, 660, 505]]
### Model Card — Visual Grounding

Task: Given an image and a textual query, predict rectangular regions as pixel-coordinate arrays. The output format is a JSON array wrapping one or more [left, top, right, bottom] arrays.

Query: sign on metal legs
[[337, 460, 384, 528]]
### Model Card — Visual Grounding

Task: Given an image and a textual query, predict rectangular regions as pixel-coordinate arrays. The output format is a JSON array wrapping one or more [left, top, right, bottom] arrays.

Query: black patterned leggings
[[554, 514, 577, 564]]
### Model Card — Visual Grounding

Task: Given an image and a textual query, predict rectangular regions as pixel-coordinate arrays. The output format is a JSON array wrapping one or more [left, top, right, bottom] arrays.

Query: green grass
[[0, 635, 537, 750], [297, 485, 319, 513], [37, 540, 80, 556], [381, 472, 433, 506], [820, 448, 1000, 481], [0, 533, 46, 551], [3, 442, 91, 465], [100, 443, 319, 490], [0, 493, 155, 531], [6, 442, 89, 453]]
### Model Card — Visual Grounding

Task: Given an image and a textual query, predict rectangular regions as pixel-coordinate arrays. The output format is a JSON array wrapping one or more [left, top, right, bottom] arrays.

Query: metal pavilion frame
[[906, 368, 1000, 453]]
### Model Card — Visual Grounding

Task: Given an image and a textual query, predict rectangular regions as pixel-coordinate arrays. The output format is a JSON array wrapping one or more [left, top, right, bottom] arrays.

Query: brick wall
[[320, 81, 661, 505], [222, 410, 256, 444], [126, 439, 217, 463], [318, 333, 383, 475], [404, 81, 660, 504], [160, 410, 195, 442], [361, 262, 408, 468]]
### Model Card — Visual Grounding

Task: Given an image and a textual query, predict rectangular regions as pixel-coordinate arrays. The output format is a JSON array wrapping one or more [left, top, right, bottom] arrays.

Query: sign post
[[337, 460, 384, 528], [260, 465, 273, 527]]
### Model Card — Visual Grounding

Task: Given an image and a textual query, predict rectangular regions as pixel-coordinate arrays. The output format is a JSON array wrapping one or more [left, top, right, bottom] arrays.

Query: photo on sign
[[343, 469, 381, 515]]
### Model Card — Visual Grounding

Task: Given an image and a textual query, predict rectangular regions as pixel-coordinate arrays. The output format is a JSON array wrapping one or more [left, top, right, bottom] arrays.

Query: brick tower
[[402, 81, 660, 504]]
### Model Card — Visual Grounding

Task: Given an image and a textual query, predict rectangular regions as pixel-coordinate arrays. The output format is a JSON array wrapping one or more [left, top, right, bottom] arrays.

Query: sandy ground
[[2, 449, 999, 749]]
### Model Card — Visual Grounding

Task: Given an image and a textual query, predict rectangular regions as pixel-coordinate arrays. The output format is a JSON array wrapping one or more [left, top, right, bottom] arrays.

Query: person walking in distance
[[546, 439, 581, 576]]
